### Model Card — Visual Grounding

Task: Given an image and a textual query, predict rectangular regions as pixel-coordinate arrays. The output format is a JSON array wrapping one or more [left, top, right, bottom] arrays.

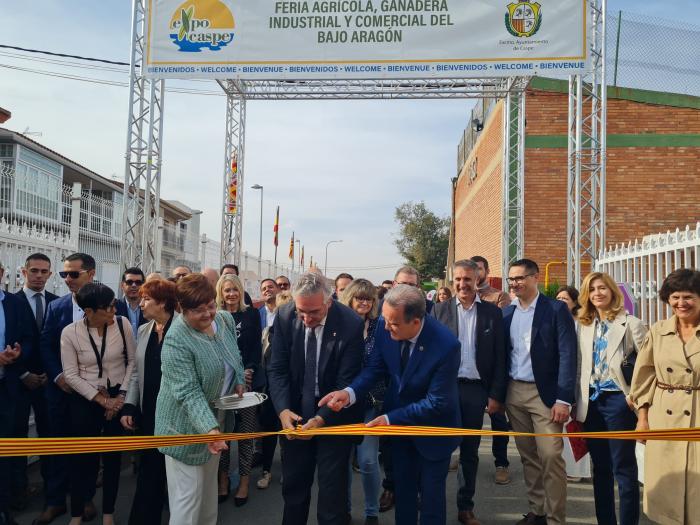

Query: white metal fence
[[0, 163, 122, 294], [596, 222, 700, 326]]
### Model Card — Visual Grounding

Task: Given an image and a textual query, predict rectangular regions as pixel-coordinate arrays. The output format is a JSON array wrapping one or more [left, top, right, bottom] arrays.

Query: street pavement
[[14, 417, 652, 525]]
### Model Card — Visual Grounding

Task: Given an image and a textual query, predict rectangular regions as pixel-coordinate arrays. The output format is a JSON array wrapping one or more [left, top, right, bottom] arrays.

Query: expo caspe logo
[[505, 1, 542, 38], [169, 0, 235, 52]]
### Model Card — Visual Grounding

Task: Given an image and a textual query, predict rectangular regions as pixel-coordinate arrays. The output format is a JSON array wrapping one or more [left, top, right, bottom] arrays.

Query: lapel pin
[[333, 332, 336, 337], [419, 346, 424, 352]]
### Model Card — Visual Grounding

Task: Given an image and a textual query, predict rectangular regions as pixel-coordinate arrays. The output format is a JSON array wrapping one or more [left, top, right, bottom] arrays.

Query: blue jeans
[[348, 407, 381, 517], [584, 390, 639, 525]]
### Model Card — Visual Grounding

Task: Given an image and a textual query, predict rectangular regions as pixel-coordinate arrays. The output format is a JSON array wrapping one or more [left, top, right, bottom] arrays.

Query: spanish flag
[[289, 232, 294, 260], [273, 206, 279, 247]]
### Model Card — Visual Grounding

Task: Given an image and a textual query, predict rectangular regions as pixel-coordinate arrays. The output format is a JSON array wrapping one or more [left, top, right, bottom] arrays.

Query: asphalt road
[[13, 417, 652, 525]]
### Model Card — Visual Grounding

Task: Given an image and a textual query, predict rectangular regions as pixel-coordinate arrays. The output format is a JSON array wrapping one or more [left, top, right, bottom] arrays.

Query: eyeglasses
[[124, 279, 144, 287], [354, 296, 374, 303], [59, 270, 88, 279], [506, 274, 535, 284], [276, 282, 290, 289]]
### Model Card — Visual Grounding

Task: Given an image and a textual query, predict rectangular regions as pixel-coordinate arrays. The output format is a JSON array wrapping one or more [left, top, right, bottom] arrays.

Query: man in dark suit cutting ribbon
[[320, 284, 461, 525]]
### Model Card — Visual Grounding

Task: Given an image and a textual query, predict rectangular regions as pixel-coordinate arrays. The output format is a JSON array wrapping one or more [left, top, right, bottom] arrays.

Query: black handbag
[[620, 316, 637, 386]]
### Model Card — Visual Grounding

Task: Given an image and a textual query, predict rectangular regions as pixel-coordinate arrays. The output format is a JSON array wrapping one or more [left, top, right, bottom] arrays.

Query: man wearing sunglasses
[[36, 253, 97, 525], [116, 267, 147, 343]]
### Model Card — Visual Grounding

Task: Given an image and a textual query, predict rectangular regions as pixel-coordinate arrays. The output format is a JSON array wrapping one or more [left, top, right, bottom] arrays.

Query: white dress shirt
[[72, 297, 84, 322], [304, 316, 327, 396], [456, 295, 481, 380], [509, 293, 539, 381], [23, 286, 45, 320], [266, 307, 277, 328]]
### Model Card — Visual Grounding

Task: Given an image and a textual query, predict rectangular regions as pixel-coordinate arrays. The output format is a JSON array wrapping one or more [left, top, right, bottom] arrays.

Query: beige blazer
[[60, 316, 136, 401], [575, 311, 647, 422], [126, 314, 178, 409]]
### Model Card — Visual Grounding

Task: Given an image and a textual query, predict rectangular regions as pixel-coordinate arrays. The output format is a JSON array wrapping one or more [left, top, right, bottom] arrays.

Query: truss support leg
[[221, 86, 246, 266], [501, 85, 526, 285], [567, 0, 607, 287], [120, 0, 164, 275]]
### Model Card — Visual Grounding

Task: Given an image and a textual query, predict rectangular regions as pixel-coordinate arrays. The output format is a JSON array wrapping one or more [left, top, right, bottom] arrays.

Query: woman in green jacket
[[155, 273, 245, 525]]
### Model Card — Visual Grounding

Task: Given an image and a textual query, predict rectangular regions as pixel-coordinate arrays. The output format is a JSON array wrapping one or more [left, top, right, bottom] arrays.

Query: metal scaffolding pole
[[501, 78, 528, 285], [120, 0, 163, 274], [219, 81, 246, 266], [567, 0, 607, 287]]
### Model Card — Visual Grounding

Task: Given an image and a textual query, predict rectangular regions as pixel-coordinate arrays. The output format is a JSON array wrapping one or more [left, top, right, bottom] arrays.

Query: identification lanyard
[[86, 322, 108, 379]]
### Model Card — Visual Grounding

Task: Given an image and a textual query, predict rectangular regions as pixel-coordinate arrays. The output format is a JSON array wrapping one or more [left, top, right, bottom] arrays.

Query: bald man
[[201, 267, 220, 288]]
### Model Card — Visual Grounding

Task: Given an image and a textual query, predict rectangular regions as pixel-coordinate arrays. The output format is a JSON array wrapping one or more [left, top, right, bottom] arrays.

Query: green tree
[[394, 201, 450, 280]]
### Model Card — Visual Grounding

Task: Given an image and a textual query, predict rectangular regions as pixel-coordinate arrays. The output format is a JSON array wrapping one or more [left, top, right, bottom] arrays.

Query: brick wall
[[454, 102, 504, 277], [453, 84, 700, 287]]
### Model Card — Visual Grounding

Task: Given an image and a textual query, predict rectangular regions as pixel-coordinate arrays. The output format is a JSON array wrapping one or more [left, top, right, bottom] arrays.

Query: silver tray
[[214, 392, 268, 410]]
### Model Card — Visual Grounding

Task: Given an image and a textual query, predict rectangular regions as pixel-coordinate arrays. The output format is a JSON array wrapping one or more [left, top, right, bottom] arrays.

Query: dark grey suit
[[268, 300, 364, 525], [432, 297, 507, 513]]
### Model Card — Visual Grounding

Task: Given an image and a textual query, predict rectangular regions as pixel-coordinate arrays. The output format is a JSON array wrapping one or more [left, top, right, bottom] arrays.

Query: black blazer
[[268, 300, 365, 426], [14, 289, 59, 376], [228, 307, 264, 391], [432, 298, 507, 402]]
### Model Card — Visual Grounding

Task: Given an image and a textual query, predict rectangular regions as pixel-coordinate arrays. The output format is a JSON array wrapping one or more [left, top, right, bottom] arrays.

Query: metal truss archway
[[120, 0, 606, 284]]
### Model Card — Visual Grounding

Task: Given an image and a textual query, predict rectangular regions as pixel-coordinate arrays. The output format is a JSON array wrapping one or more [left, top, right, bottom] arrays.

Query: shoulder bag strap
[[116, 316, 128, 369]]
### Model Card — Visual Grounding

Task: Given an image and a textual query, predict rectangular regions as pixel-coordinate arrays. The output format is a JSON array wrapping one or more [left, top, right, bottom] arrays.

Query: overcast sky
[[0, 0, 694, 283]]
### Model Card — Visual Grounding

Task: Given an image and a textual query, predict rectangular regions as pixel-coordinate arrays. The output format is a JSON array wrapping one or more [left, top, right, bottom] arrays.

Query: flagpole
[[274, 206, 279, 265], [291, 232, 295, 273]]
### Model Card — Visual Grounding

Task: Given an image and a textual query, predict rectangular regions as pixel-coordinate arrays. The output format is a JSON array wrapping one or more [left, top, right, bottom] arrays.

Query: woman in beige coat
[[630, 269, 700, 525], [576, 272, 646, 525]]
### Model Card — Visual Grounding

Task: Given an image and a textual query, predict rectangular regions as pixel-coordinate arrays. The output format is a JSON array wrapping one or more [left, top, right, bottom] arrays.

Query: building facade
[[451, 77, 700, 286]]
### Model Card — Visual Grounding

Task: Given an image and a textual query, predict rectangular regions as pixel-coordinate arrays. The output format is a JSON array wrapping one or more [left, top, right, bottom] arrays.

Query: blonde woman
[[576, 272, 646, 525], [340, 278, 383, 523], [215, 274, 262, 506]]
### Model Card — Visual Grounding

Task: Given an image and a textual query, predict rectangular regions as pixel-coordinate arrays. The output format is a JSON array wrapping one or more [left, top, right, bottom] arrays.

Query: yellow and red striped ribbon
[[2, 424, 700, 457]]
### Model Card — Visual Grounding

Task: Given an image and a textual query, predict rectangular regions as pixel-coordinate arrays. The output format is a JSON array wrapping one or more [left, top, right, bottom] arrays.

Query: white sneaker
[[257, 471, 272, 489]]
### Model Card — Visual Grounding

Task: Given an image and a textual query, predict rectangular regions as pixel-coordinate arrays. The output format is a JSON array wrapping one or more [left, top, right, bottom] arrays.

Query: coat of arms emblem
[[505, 1, 542, 38]]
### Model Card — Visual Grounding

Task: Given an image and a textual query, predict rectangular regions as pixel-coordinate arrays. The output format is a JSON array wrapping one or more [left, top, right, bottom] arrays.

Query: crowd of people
[[0, 251, 699, 525]]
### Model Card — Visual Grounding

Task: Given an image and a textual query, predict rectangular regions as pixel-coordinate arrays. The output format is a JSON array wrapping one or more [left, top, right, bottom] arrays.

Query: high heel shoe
[[218, 490, 230, 504], [233, 496, 248, 507]]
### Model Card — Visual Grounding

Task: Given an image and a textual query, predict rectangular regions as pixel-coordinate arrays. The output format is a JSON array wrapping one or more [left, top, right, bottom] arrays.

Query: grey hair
[[293, 272, 332, 301], [453, 259, 479, 273], [394, 265, 420, 281], [384, 284, 426, 322]]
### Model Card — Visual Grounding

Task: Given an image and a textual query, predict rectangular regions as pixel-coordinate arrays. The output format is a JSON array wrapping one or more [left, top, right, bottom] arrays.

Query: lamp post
[[251, 184, 263, 277], [324, 240, 343, 276]]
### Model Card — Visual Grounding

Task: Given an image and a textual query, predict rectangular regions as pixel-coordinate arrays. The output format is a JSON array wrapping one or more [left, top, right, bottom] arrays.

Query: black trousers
[[67, 394, 123, 517], [280, 436, 353, 525], [456, 381, 489, 512], [380, 436, 394, 491], [12, 384, 50, 496], [128, 447, 167, 525]]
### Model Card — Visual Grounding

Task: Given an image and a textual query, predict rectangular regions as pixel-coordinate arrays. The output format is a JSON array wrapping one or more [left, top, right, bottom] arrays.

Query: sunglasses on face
[[59, 270, 88, 279], [124, 279, 144, 286], [277, 282, 290, 289]]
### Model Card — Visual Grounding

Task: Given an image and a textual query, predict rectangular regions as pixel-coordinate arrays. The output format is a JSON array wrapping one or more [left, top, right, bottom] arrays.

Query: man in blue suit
[[503, 259, 576, 525], [0, 260, 34, 525], [36, 253, 97, 525], [320, 285, 461, 525], [115, 267, 147, 341]]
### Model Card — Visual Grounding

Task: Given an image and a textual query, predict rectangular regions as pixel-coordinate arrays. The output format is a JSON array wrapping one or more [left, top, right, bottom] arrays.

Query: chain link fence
[[607, 10, 700, 97]]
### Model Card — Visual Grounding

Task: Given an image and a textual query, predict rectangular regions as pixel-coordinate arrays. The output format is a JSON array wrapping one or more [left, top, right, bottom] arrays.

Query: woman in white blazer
[[120, 278, 178, 525], [576, 271, 646, 525]]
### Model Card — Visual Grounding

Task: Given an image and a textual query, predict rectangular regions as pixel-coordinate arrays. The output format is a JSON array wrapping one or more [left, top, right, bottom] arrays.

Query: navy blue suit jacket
[[503, 294, 577, 407], [2, 292, 35, 397], [115, 298, 147, 328], [14, 289, 59, 375], [40, 293, 76, 383], [350, 315, 461, 461]]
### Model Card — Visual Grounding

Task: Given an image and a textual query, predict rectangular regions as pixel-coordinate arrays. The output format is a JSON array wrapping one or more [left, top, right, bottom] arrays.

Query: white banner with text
[[143, 0, 590, 79]]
